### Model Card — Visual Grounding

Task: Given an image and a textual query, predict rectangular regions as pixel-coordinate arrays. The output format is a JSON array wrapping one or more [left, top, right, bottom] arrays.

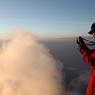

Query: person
[[76, 22, 95, 95]]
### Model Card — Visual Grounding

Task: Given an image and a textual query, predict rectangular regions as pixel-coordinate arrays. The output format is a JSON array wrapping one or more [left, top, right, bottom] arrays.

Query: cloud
[[0, 28, 85, 95], [0, 29, 64, 95], [68, 71, 90, 95]]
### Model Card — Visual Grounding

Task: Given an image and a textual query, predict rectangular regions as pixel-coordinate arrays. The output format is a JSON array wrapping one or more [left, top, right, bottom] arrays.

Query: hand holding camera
[[76, 36, 87, 52], [76, 36, 85, 45]]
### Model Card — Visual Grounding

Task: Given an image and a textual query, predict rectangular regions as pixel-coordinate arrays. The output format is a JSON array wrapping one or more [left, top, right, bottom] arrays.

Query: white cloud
[[0, 30, 63, 95]]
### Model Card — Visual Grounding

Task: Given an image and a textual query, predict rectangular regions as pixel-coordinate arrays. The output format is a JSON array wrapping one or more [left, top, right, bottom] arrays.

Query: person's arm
[[76, 36, 95, 66], [81, 49, 95, 66]]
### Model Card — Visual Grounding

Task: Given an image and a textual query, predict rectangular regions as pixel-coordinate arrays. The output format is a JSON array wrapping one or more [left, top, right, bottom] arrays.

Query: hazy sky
[[0, 0, 95, 38]]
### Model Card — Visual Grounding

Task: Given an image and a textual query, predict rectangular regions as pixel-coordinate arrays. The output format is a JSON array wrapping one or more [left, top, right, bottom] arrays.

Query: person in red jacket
[[76, 22, 95, 95]]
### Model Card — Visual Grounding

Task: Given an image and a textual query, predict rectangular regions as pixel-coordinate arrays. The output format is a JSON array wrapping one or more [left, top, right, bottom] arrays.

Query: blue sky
[[0, 0, 95, 38]]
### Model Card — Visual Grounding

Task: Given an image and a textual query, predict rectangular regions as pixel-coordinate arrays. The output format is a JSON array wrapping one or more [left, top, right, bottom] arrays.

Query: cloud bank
[[0, 29, 63, 95], [0, 28, 87, 95]]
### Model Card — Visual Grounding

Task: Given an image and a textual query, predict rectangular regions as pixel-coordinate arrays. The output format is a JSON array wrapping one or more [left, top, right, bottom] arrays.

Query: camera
[[77, 36, 84, 44]]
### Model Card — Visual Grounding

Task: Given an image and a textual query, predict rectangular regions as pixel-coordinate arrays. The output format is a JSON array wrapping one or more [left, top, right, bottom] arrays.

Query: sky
[[0, 0, 95, 38]]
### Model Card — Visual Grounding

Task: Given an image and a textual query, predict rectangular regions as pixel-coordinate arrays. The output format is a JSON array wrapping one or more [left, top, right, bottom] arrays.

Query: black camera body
[[77, 36, 84, 45]]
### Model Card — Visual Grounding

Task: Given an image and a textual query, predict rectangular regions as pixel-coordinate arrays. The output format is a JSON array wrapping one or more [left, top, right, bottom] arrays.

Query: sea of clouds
[[0, 28, 88, 95]]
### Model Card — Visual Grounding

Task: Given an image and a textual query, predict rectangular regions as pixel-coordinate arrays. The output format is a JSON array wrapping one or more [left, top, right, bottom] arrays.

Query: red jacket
[[81, 49, 95, 95]]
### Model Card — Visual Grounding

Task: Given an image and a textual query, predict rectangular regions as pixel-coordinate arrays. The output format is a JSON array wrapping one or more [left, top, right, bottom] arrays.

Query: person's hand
[[76, 36, 87, 52], [76, 36, 84, 45]]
